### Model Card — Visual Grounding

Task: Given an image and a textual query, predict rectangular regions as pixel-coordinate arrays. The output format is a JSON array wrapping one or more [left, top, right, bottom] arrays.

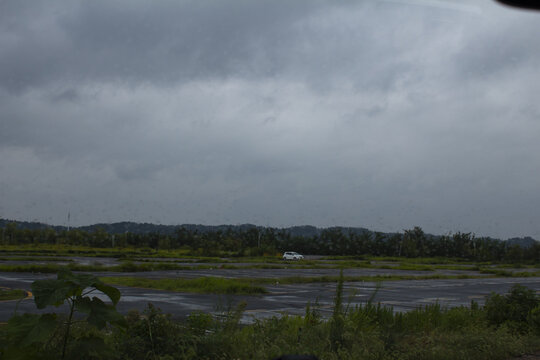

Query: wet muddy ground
[[1, 270, 539, 324]]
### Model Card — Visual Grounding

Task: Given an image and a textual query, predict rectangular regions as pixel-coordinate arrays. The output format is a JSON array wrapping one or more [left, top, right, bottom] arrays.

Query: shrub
[[1, 269, 125, 360], [113, 304, 190, 360], [484, 284, 539, 331]]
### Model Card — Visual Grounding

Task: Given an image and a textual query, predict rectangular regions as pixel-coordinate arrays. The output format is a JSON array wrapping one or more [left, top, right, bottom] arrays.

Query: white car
[[283, 252, 304, 260]]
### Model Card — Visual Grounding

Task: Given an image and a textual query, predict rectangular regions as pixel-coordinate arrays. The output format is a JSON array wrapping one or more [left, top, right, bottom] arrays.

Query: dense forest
[[0, 219, 538, 262]]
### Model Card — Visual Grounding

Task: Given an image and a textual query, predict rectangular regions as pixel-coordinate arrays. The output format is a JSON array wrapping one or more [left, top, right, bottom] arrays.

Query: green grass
[[325, 260, 374, 268], [0, 264, 76, 273], [0, 288, 27, 301], [362, 256, 466, 264], [0, 244, 198, 259], [131, 257, 228, 263], [257, 273, 481, 285], [0, 261, 204, 273], [102, 276, 267, 295], [104, 284, 540, 360], [1, 246, 539, 278], [0, 261, 325, 273], [0, 256, 74, 262], [267, 270, 540, 285], [479, 268, 540, 277], [4, 272, 540, 360], [101, 273, 492, 295], [1, 259, 539, 283]]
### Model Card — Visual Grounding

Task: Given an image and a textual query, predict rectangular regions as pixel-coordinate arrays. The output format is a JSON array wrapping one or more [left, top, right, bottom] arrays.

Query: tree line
[[1, 221, 539, 262]]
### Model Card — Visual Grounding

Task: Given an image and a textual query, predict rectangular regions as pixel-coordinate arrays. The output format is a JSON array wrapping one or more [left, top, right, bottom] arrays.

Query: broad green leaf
[[20, 314, 58, 347], [2, 346, 40, 360], [74, 297, 126, 329], [94, 282, 121, 305], [31, 279, 74, 308], [73, 296, 93, 315], [57, 269, 99, 292], [66, 334, 113, 359], [6, 313, 41, 342], [32, 271, 104, 308], [6, 313, 57, 347]]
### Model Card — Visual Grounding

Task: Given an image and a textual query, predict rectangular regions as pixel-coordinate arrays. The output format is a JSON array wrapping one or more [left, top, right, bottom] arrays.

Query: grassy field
[[3, 270, 540, 360], [0, 288, 27, 301], [0, 244, 170, 257], [1, 260, 538, 281], [102, 295, 540, 360], [1, 244, 539, 287], [103, 276, 267, 295], [100, 270, 540, 295], [1, 245, 540, 359]]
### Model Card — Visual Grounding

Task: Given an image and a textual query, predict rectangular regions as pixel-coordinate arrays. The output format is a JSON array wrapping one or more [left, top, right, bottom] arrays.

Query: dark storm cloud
[[1, 0, 540, 239], [0, 0, 332, 92], [0, 0, 458, 93], [454, 11, 540, 79]]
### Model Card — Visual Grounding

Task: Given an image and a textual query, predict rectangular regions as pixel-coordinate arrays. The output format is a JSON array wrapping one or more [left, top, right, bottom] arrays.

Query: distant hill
[[0, 218, 537, 246], [0, 219, 373, 238], [79, 222, 178, 235], [78, 222, 265, 235], [507, 236, 538, 248], [0, 218, 65, 232]]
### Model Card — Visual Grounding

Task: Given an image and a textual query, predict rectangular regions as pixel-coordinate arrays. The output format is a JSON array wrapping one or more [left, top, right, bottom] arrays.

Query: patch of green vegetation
[[325, 260, 374, 268], [321, 255, 367, 260], [107, 276, 540, 360], [496, 263, 524, 269], [394, 263, 434, 271], [103, 276, 267, 295], [226, 256, 282, 263], [0, 264, 71, 273], [479, 268, 540, 277], [433, 264, 481, 271], [122, 257, 192, 263], [319, 258, 486, 272], [113, 261, 198, 272], [1, 269, 125, 360], [0, 244, 204, 260], [493, 263, 538, 270], [368, 256, 473, 264], [0, 256, 74, 262], [0, 246, 144, 259], [257, 273, 481, 285], [0, 261, 202, 273], [4, 269, 540, 360], [0, 288, 27, 301], [100, 273, 487, 294], [1, 246, 539, 279], [0, 262, 330, 273], [1, 258, 538, 284]]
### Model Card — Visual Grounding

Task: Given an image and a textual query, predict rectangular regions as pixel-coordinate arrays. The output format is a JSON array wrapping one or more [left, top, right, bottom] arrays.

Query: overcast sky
[[1, 0, 539, 239]]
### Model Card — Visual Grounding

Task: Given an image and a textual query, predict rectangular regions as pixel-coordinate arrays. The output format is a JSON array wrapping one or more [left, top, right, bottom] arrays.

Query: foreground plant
[[1, 269, 125, 360], [3, 270, 540, 360]]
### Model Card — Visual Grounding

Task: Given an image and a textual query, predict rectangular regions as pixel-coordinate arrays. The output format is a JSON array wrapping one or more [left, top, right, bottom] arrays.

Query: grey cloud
[[1, 0, 540, 239], [51, 88, 80, 102], [454, 13, 540, 79], [0, 0, 332, 92], [114, 162, 166, 181], [0, 0, 477, 94]]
